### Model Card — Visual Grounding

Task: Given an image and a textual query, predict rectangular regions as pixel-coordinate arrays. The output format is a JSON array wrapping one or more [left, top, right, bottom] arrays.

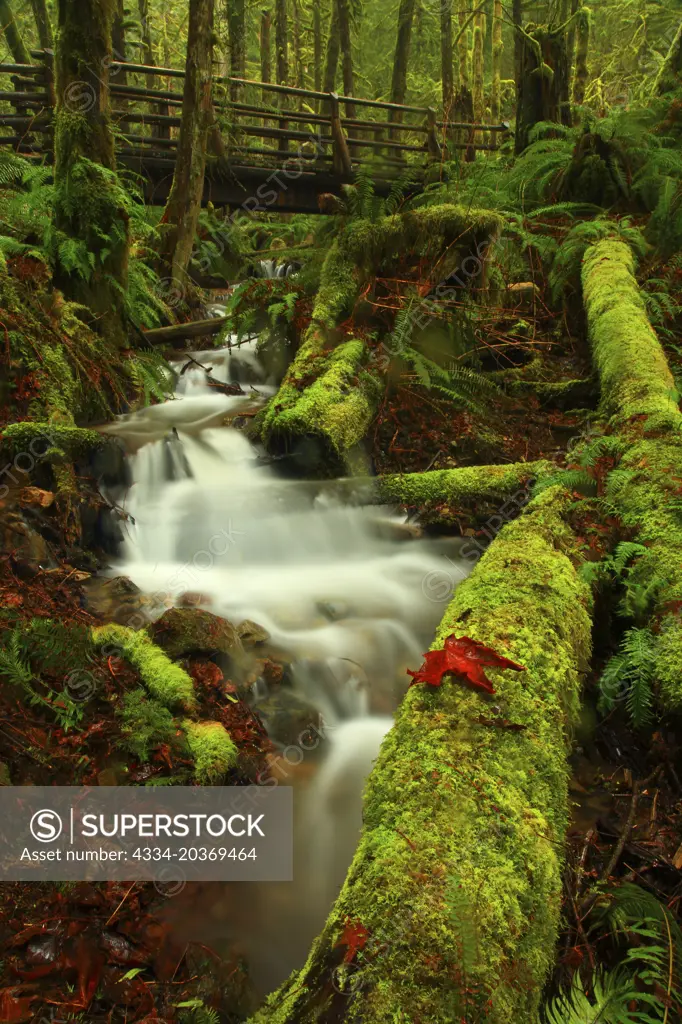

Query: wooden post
[[329, 91, 351, 175], [426, 106, 441, 164]]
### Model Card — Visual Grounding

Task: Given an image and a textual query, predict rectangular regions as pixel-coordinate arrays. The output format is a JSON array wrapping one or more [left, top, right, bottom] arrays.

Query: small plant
[[598, 626, 657, 727]]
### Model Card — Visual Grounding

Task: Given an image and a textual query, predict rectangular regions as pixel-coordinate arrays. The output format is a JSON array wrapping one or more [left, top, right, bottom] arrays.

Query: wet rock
[[82, 575, 149, 627], [0, 511, 54, 566], [236, 619, 270, 646], [148, 607, 244, 660], [25, 935, 58, 965], [252, 690, 322, 747]]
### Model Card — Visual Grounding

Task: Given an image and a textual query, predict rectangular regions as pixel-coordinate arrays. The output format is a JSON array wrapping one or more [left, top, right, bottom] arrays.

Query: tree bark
[[571, 6, 589, 108], [228, 0, 246, 98], [457, 0, 469, 90], [322, 1, 339, 94], [260, 8, 271, 106], [137, 0, 156, 66], [159, 0, 214, 290], [111, 0, 128, 90], [491, 0, 502, 123], [389, 0, 417, 136], [514, 24, 571, 154], [337, 0, 355, 117], [0, 0, 31, 64], [313, 4, 322, 91], [441, 0, 454, 118], [291, 0, 304, 89], [472, 13, 484, 134], [275, 0, 288, 85], [29, 0, 54, 50], [54, 0, 130, 348], [248, 486, 592, 1023]]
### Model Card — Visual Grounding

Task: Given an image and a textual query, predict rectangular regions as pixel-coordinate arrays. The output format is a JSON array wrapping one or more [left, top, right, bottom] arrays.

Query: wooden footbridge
[[0, 51, 509, 213]]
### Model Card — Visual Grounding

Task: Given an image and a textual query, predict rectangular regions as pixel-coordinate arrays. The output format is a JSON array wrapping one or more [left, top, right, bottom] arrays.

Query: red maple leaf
[[407, 635, 526, 694], [335, 917, 369, 963]]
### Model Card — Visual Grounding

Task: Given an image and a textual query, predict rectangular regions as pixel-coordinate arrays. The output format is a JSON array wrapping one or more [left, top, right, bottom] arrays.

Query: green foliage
[[578, 541, 647, 588], [533, 469, 596, 498], [548, 217, 647, 303], [176, 999, 220, 1024], [598, 626, 657, 726], [124, 349, 175, 406], [342, 164, 418, 222], [0, 623, 89, 732], [545, 968, 661, 1023], [116, 688, 178, 762]]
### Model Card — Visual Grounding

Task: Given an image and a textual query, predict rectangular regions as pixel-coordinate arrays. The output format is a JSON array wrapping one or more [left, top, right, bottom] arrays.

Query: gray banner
[[0, 786, 292, 881]]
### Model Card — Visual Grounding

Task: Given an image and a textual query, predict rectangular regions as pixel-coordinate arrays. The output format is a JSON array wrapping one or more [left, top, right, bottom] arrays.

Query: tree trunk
[[389, 0, 417, 136], [0, 0, 31, 64], [313, 4, 322, 91], [29, 0, 54, 49], [457, 0, 469, 90], [291, 0, 304, 89], [512, 0, 522, 84], [138, 0, 156, 66], [260, 8, 271, 105], [571, 6, 589, 109], [54, 0, 130, 348], [581, 240, 682, 713], [654, 20, 682, 95], [228, 0, 246, 98], [275, 0, 288, 85], [491, 0, 502, 123], [322, 2, 339, 93], [337, 0, 355, 117], [472, 13, 484, 137], [248, 485, 592, 1024], [111, 0, 128, 90], [441, 0, 454, 118], [514, 24, 571, 154], [159, 0, 214, 290]]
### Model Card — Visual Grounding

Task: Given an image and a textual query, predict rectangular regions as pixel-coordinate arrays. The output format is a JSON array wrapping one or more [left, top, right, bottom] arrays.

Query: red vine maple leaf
[[407, 635, 526, 694], [335, 917, 369, 963]]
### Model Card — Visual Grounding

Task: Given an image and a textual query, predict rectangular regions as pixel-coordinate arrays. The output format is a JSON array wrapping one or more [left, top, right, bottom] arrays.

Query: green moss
[[581, 240, 682, 709], [91, 624, 196, 710], [116, 688, 178, 762], [182, 720, 238, 783], [263, 205, 501, 458], [581, 240, 682, 431], [264, 340, 375, 457], [249, 486, 591, 1024], [148, 607, 244, 661], [379, 460, 553, 523]]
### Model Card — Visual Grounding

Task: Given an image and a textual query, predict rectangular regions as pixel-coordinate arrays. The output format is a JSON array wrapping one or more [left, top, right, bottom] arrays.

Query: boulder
[[148, 607, 244, 661]]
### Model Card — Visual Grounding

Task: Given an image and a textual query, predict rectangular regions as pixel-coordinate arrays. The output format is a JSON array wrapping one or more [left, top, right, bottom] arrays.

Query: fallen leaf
[[407, 635, 526, 694], [335, 917, 369, 964], [0, 989, 36, 1023]]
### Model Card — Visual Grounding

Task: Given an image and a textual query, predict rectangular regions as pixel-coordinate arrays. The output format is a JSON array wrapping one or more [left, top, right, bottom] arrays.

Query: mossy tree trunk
[[322, 1, 339, 94], [54, 0, 130, 349], [654, 20, 682, 95], [0, 0, 31, 64], [313, 5, 322, 91], [472, 13, 484, 143], [274, 0, 288, 85], [260, 7, 272, 106], [514, 24, 571, 154], [491, 0, 502, 123], [248, 487, 592, 1024], [581, 239, 682, 712], [389, 0, 417, 138], [457, 0, 469, 90], [228, 0, 246, 98], [337, 0, 356, 118], [571, 6, 589, 109], [29, 0, 54, 49], [441, 0, 454, 117], [158, 0, 214, 291]]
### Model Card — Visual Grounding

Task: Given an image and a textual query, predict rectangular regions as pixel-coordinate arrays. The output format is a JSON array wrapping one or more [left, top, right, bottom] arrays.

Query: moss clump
[[249, 486, 591, 1024], [116, 688, 178, 762], [182, 720, 238, 783], [148, 607, 244, 661], [0, 422, 105, 460], [378, 459, 553, 523], [92, 624, 196, 710]]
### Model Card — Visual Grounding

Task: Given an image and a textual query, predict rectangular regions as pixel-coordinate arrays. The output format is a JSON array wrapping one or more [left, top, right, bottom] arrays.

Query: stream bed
[[100, 337, 468, 995]]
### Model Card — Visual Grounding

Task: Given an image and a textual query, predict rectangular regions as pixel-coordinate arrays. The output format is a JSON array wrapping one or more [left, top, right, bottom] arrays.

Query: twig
[[105, 881, 138, 926]]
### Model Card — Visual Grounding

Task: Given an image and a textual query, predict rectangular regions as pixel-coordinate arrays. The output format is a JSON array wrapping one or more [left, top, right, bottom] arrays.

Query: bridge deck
[[0, 52, 509, 213]]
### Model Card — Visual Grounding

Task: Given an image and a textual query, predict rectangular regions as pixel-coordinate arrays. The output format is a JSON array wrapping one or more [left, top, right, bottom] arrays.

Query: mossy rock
[[252, 690, 322, 747], [82, 575, 149, 626], [148, 608, 245, 661], [92, 623, 196, 710], [182, 720, 238, 783]]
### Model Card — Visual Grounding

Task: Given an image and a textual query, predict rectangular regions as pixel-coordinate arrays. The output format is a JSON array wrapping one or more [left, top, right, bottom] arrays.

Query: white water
[[102, 340, 467, 993]]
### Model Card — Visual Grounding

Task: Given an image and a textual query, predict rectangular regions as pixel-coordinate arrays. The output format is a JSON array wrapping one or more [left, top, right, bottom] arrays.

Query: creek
[[100, 306, 468, 995]]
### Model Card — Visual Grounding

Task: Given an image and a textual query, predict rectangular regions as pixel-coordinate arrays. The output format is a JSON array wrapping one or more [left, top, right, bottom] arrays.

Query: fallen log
[[249, 485, 591, 1023], [261, 204, 503, 469], [142, 316, 229, 344], [581, 239, 682, 710]]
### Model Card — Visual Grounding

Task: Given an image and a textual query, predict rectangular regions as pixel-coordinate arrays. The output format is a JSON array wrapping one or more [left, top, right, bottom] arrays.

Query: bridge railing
[[0, 51, 510, 177]]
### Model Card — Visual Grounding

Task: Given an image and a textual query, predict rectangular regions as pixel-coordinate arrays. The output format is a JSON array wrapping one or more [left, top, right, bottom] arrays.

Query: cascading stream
[[102, 331, 468, 994]]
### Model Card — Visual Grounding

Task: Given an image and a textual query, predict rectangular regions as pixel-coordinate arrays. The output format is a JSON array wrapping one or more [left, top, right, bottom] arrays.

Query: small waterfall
[[101, 344, 468, 994]]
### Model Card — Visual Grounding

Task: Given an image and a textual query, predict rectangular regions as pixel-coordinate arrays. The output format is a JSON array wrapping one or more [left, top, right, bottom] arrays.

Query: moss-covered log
[[249, 486, 591, 1023], [262, 206, 502, 470], [582, 239, 682, 709]]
